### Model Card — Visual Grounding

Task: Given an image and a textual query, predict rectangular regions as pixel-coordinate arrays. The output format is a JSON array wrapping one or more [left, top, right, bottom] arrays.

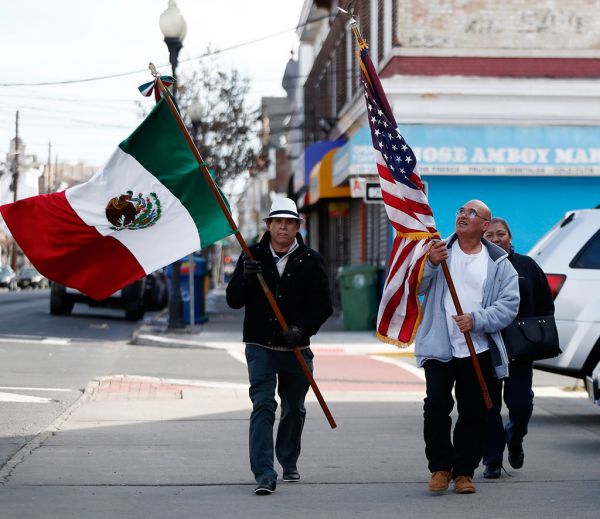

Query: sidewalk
[[132, 288, 405, 356], [1, 290, 599, 518]]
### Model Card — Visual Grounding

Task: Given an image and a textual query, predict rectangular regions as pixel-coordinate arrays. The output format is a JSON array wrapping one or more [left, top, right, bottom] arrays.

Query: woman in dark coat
[[481, 217, 555, 478]]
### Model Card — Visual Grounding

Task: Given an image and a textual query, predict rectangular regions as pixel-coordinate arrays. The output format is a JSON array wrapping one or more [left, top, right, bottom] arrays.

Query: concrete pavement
[[1, 289, 599, 518]]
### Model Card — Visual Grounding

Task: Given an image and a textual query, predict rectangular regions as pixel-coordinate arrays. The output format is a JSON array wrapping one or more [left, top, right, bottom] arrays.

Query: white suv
[[528, 208, 600, 383]]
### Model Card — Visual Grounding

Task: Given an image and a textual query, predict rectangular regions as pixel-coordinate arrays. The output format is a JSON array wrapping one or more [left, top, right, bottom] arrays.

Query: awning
[[294, 139, 346, 204], [332, 127, 375, 186], [308, 147, 351, 205]]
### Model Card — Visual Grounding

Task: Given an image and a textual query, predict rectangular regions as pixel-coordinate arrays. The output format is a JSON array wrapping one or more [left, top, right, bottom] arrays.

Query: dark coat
[[226, 232, 333, 347], [508, 250, 555, 318]]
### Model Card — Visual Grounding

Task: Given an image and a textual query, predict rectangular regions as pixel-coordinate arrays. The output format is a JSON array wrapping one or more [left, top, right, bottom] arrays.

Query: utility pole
[[46, 141, 52, 193], [10, 111, 20, 271]]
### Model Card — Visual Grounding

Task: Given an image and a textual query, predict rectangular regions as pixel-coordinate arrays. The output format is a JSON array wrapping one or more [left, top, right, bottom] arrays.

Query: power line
[[0, 14, 330, 88]]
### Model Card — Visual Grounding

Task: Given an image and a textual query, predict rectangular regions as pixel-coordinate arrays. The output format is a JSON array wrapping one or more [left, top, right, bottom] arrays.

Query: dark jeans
[[423, 350, 495, 478], [245, 343, 313, 483], [483, 361, 534, 465]]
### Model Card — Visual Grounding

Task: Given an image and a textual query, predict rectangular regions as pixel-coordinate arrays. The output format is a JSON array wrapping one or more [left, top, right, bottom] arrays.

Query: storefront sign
[[333, 125, 600, 185], [350, 177, 366, 198], [364, 182, 383, 204]]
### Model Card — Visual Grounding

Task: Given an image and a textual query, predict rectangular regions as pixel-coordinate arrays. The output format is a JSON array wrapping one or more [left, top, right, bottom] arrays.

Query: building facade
[[287, 0, 600, 309]]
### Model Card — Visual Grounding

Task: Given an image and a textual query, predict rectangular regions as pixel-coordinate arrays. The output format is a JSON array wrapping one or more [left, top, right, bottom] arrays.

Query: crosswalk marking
[[0, 391, 52, 403]]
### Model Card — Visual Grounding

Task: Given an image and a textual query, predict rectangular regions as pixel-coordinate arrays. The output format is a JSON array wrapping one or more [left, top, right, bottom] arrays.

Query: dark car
[[50, 271, 168, 321], [0, 265, 17, 291], [16, 267, 48, 289]]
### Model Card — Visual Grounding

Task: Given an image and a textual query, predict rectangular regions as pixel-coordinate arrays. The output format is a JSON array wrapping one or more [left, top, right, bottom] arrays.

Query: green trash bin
[[337, 264, 379, 331]]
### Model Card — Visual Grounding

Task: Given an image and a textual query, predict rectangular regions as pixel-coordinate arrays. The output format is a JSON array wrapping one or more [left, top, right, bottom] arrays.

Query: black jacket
[[508, 250, 555, 318], [226, 232, 333, 347]]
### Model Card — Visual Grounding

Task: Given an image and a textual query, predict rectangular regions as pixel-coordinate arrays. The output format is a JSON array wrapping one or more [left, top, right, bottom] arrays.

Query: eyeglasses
[[456, 207, 489, 221]]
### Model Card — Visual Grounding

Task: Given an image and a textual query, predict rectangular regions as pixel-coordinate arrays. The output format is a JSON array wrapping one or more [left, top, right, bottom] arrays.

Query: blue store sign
[[333, 125, 600, 186]]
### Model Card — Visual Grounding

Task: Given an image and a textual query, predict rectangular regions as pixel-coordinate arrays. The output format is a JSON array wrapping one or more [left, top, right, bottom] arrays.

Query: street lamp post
[[160, 0, 187, 329]]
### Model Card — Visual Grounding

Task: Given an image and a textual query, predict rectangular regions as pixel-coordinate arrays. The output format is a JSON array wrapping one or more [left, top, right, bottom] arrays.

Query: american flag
[[359, 46, 440, 346]]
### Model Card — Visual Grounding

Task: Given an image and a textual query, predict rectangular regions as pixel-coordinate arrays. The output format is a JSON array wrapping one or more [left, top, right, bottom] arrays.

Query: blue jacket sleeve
[[471, 260, 519, 334]]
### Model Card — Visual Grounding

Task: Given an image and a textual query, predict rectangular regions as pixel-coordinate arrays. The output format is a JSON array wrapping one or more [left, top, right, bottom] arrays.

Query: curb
[[130, 332, 221, 350], [0, 379, 98, 485]]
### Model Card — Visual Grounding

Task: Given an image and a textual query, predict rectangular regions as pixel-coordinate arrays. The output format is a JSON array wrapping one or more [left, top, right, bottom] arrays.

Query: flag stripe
[[398, 253, 428, 341], [66, 148, 201, 275], [359, 45, 439, 347], [119, 99, 234, 247], [0, 192, 146, 300], [377, 239, 418, 335]]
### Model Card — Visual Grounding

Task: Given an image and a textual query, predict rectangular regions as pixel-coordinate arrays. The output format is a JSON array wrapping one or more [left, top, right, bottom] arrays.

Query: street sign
[[364, 182, 383, 204], [350, 177, 365, 198]]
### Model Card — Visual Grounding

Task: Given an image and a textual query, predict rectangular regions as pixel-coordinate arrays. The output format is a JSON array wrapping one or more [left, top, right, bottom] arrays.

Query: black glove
[[243, 259, 262, 280], [279, 325, 303, 348]]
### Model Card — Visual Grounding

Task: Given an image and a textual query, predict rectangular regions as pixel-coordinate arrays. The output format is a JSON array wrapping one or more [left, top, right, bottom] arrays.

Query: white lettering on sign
[[555, 148, 600, 164], [470, 147, 550, 163], [413, 147, 467, 163]]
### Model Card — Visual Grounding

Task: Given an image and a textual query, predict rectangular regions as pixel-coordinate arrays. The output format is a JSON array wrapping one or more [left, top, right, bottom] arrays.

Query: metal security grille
[[366, 202, 390, 268], [327, 210, 351, 308]]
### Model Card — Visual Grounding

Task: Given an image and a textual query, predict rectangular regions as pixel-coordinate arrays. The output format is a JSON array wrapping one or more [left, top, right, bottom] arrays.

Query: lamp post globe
[[160, 0, 187, 329], [159, 0, 187, 97]]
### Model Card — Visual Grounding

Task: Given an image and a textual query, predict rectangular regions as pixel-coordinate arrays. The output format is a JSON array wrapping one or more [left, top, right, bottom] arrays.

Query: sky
[[0, 0, 306, 167]]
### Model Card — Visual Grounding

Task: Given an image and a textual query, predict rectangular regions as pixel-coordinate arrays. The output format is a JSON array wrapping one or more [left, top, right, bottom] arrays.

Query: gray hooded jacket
[[414, 234, 519, 379]]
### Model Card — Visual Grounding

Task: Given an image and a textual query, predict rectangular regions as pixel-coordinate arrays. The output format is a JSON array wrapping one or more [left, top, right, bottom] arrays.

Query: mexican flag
[[0, 98, 235, 301]]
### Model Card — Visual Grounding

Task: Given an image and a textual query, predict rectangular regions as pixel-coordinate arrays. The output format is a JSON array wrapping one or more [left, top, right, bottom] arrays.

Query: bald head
[[455, 199, 491, 244], [465, 200, 491, 221]]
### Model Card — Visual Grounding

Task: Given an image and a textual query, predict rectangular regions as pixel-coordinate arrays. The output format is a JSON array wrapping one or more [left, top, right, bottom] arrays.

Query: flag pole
[[148, 63, 337, 428], [342, 12, 492, 410]]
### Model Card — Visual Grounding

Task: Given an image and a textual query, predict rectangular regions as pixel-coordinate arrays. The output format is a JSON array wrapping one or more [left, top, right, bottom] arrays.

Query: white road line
[[40, 337, 71, 344], [0, 386, 75, 392], [0, 392, 52, 403], [371, 355, 427, 381], [228, 350, 247, 366], [0, 336, 71, 345]]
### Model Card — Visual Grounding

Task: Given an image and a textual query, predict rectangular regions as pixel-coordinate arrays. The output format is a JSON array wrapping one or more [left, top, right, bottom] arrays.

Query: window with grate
[[336, 33, 347, 113], [377, 0, 384, 62]]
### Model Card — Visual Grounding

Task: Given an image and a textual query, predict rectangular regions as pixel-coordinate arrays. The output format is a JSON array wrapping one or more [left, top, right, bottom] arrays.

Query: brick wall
[[393, 0, 600, 52]]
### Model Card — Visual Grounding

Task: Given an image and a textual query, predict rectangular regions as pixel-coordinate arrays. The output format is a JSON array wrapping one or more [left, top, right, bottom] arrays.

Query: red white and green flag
[[0, 98, 235, 301]]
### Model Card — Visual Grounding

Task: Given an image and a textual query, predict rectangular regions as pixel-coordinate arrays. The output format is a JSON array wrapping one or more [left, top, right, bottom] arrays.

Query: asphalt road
[[0, 289, 247, 472]]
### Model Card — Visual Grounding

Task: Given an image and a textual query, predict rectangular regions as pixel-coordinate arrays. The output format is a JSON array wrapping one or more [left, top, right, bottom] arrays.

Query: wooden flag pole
[[440, 260, 492, 409], [341, 9, 492, 410], [149, 64, 337, 429]]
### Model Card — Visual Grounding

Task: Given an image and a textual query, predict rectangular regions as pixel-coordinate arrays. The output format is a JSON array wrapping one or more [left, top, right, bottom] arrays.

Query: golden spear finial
[[337, 2, 368, 49]]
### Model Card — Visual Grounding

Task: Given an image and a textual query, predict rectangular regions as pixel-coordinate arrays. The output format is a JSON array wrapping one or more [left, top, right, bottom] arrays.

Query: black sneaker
[[483, 464, 501, 479], [254, 480, 276, 495], [508, 445, 524, 469], [282, 468, 300, 482]]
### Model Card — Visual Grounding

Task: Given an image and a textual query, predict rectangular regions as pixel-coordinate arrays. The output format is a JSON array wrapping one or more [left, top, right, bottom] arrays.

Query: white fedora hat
[[263, 197, 304, 221]]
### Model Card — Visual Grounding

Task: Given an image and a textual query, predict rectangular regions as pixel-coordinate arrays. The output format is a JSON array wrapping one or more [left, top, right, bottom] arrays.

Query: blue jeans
[[483, 362, 534, 465], [245, 344, 313, 483]]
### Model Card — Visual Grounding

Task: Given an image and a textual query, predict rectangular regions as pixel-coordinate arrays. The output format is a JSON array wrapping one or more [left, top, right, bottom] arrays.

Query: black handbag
[[502, 315, 562, 364]]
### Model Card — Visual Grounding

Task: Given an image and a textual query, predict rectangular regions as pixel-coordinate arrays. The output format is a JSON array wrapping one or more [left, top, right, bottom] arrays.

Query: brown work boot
[[454, 475, 476, 494], [428, 471, 452, 492]]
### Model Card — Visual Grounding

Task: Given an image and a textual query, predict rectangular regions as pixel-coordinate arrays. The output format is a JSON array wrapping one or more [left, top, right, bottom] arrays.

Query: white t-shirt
[[444, 242, 490, 358]]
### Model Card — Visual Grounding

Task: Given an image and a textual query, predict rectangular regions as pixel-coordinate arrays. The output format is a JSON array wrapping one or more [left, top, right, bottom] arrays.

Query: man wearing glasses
[[416, 199, 519, 495]]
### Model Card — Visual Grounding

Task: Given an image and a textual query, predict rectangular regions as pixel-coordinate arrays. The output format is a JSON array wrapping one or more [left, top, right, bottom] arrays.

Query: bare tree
[[176, 61, 258, 187]]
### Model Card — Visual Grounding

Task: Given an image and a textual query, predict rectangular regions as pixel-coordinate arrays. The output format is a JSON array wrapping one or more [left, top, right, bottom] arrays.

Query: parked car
[[586, 360, 600, 407], [16, 267, 48, 289], [0, 265, 17, 291], [49, 271, 168, 321], [528, 208, 600, 380]]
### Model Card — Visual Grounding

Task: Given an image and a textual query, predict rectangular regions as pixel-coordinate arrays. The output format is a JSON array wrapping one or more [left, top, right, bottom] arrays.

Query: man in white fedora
[[226, 197, 333, 495]]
